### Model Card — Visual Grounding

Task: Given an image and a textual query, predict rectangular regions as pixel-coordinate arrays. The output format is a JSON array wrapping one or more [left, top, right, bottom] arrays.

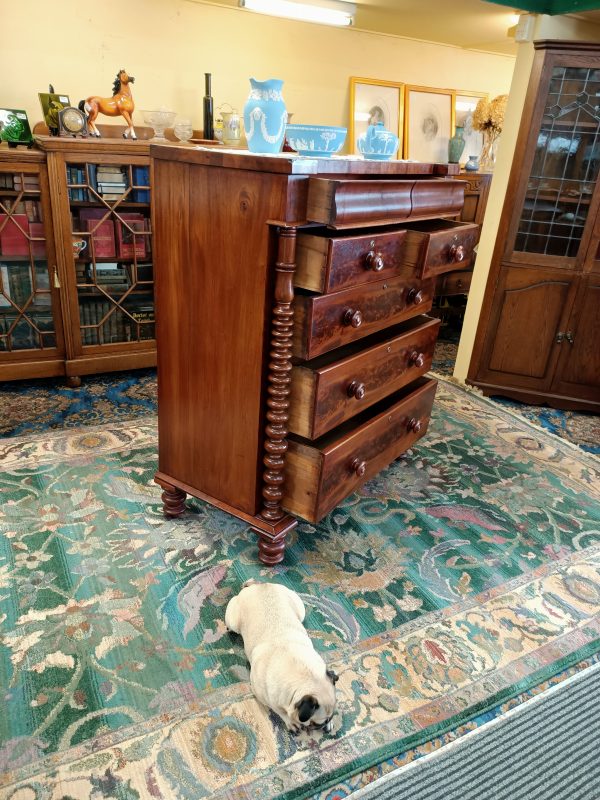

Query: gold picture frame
[[454, 90, 488, 165], [404, 85, 454, 163], [349, 77, 404, 157]]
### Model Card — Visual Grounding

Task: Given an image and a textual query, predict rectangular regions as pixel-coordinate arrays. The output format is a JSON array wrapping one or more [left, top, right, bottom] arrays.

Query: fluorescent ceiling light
[[239, 0, 355, 27]]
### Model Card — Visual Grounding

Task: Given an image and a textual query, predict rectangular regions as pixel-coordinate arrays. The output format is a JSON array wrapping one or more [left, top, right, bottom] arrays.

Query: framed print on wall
[[404, 86, 453, 163], [349, 77, 404, 157], [454, 91, 488, 165]]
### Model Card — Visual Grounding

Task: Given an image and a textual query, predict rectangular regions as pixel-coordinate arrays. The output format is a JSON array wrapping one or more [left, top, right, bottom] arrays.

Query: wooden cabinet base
[[470, 381, 600, 412], [154, 472, 298, 565]]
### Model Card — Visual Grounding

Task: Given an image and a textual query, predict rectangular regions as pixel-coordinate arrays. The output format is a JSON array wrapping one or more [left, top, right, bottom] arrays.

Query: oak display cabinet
[[0, 137, 156, 384], [469, 41, 600, 410]]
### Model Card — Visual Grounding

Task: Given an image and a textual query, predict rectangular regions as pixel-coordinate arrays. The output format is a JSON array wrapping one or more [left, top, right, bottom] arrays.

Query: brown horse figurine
[[80, 70, 136, 139]]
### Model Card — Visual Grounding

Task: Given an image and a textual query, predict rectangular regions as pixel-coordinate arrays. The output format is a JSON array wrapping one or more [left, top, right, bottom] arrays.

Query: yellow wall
[[454, 13, 600, 382], [1, 0, 515, 134]]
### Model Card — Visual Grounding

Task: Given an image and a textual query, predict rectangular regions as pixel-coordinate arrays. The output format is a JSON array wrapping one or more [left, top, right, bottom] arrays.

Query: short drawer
[[307, 178, 466, 228], [293, 275, 434, 360], [436, 269, 473, 296], [404, 219, 479, 279], [295, 227, 409, 293], [289, 316, 440, 439], [283, 377, 437, 523]]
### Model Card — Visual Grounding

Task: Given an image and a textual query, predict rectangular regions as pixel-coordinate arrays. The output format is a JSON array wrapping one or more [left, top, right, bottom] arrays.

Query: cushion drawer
[[289, 316, 440, 439], [404, 220, 479, 279], [283, 378, 437, 523], [306, 178, 466, 228], [295, 227, 409, 294], [293, 276, 434, 360]]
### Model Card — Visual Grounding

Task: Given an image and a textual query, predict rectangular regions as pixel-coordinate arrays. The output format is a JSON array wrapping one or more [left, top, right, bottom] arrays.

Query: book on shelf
[[84, 219, 116, 258], [67, 166, 86, 202], [132, 166, 150, 203], [13, 175, 40, 192], [0, 174, 14, 190], [0, 264, 11, 307], [0, 214, 30, 256], [29, 222, 45, 257], [2, 263, 32, 308], [135, 262, 153, 282], [115, 213, 148, 258]]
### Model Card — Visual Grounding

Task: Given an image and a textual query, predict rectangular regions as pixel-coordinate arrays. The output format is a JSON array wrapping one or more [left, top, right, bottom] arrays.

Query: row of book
[[1, 262, 51, 308], [0, 312, 54, 351], [79, 298, 155, 345], [73, 208, 151, 260], [76, 261, 153, 293], [0, 174, 41, 192], [67, 165, 150, 204], [0, 215, 45, 256]]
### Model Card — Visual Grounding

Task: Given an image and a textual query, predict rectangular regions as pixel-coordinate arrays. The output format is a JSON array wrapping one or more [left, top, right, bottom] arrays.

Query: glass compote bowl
[[141, 109, 177, 141]]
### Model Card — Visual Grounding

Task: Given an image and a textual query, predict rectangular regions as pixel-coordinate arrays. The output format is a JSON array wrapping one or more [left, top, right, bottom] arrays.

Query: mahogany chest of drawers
[[151, 148, 476, 564]]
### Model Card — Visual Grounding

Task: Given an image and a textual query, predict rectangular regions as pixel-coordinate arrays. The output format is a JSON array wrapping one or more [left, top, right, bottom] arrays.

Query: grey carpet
[[349, 662, 600, 800]]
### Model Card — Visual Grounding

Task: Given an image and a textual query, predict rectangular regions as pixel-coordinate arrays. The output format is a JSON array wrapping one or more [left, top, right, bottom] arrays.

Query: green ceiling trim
[[483, 0, 600, 14]]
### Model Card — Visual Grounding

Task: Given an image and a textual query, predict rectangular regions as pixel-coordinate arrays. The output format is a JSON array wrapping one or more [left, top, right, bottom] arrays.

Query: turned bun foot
[[155, 479, 187, 517], [256, 530, 287, 565]]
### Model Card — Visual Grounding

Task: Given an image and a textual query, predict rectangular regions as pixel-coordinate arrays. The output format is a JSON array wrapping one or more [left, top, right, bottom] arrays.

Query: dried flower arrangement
[[472, 94, 508, 168]]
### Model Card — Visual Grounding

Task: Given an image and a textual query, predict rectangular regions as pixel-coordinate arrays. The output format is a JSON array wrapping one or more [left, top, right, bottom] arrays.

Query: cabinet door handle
[[350, 457, 366, 477], [449, 243, 465, 262], [343, 308, 363, 328], [407, 288, 423, 306], [565, 331, 574, 344], [365, 249, 385, 271], [407, 417, 422, 433], [408, 351, 425, 368], [347, 380, 366, 400]]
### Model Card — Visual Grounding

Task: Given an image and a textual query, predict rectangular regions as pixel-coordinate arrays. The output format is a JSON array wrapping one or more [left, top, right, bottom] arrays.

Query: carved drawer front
[[306, 178, 466, 229], [293, 275, 434, 360], [283, 377, 437, 523], [436, 269, 473, 296], [404, 220, 479, 279], [289, 316, 440, 439], [295, 227, 409, 293]]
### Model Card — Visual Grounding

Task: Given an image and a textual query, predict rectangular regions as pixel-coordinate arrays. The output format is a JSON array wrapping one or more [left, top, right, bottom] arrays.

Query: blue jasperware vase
[[243, 78, 287, 154]]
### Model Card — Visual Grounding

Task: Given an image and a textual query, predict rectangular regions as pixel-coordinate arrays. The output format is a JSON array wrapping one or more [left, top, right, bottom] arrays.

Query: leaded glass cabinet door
[[0, 155, 66, 378], [507, 52, 600, 267]]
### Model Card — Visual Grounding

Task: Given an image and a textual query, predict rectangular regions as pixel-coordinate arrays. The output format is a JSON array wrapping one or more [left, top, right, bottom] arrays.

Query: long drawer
[[293, 275, 434, 360], [295, 227, 409, 293], [306, 178, 466, 228], [403, 219, 479, 279], [289, 316, 440, 439], [283, 378, 437, 523]]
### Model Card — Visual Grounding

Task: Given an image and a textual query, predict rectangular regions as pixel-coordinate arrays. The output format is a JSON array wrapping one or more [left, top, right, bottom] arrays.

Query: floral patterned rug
[[1, 381, 599, 800]]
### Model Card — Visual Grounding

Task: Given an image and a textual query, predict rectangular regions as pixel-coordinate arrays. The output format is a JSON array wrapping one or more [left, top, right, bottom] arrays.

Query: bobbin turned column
[[252, 226, 298, 564]]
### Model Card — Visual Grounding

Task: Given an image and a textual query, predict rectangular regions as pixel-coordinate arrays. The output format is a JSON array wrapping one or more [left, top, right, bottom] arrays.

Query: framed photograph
[[38, 92, 71, 133], [0, 109, 33, 146], [349, 77, 404, 157], [404, 86, 453, 163], [454, 91, 488, 165]]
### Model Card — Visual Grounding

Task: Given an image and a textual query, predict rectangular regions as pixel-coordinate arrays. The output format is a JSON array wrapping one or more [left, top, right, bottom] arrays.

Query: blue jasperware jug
[[243, 78, 287, 154]]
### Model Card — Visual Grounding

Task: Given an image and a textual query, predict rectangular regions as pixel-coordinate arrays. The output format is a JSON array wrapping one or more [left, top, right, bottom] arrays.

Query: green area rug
[[0, 380, 599, 799]]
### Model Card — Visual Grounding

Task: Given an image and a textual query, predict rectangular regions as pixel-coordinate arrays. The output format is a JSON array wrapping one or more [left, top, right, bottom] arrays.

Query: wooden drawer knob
[[409, 351, 425, 368], [343, 308, 363, 328], [350, 457, 366, 477], [365, 249, 385, 271], [407, 417, 422, 433], [347, 381, 366, 400], [407, 288, 423, 306], [449, 243, 465, 262]]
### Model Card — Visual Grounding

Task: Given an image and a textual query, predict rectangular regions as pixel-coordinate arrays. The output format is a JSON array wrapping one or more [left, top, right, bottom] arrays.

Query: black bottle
[[203, 72, 214, 140]]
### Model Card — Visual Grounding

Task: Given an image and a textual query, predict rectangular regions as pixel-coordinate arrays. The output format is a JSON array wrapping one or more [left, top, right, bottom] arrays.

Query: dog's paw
[[288, 724, 301, 735]]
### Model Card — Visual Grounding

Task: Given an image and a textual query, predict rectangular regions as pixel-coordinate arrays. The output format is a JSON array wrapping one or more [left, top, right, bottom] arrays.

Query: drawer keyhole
[[343, 308, 363, 328], [347, 381, 366, 400], [350, 457, 366, 477], [407, 417, 422, 433], [365, 249, 385, 271], [408, 351, 425, 368]]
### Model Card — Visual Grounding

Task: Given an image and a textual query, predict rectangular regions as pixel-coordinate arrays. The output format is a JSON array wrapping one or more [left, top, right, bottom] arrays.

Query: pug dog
[[225, 581, 338, 734]]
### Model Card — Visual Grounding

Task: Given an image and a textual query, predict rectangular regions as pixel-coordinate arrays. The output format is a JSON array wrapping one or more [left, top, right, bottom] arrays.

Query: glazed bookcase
[[0, 137, 156, 384], [468, 41, 600, 410]]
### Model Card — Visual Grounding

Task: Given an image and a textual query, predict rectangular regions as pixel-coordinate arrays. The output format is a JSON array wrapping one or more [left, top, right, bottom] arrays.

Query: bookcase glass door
[[67, 161, 154, 347], [514, 64, 600, 259], [0, 170, 57, 352]]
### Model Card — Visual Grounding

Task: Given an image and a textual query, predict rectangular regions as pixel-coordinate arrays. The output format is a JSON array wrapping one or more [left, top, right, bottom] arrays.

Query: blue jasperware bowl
[[285, 124, 347, 157]]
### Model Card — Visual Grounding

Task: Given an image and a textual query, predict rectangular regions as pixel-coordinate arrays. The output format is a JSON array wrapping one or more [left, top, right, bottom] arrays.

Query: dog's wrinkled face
[[289, 669, 338, 733]]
